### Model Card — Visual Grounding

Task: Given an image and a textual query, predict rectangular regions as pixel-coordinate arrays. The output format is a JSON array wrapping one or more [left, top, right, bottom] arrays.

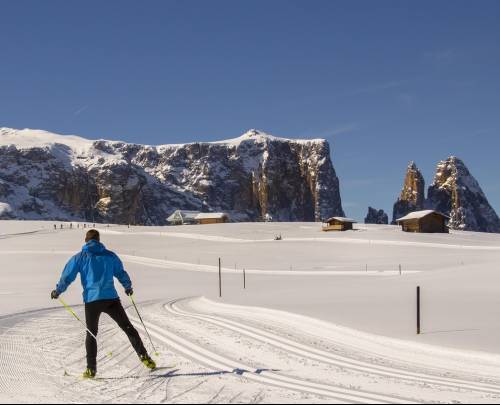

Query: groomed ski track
[[1, 297, 500, 403]]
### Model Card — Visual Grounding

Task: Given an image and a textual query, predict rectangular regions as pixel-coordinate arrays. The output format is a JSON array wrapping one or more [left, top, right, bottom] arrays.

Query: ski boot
[[140, 354, 157, 370], [82, 368, 96, 379]]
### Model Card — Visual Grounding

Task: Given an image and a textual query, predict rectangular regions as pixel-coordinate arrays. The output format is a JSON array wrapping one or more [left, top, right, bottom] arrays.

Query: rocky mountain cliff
[[427, 157, 500, 233], [391, 162, 426, 224], [0, 128, 345, 225], [391, 157, 500, 233], [365, 207, 388, 225]]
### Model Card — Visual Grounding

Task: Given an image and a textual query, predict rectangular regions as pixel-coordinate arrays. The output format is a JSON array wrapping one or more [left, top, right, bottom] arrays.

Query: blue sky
[[1, 0, 499, 221]]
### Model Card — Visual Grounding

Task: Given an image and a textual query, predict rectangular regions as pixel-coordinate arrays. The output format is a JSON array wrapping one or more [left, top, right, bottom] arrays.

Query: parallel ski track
[[167, 298, 500, 397], [129, 301, 417, 404], [3, 298, 500, 403]]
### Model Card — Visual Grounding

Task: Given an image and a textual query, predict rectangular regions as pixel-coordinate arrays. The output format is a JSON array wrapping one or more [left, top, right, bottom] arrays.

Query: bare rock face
[[365, 207, 388, 225], [427, 157, 500, 233], [392, 162, 425, 224], [0, 128, 344, 224]]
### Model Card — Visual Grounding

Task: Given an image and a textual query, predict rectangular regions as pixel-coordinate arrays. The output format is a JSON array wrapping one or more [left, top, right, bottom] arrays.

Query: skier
[[50, 229, 156, 379]]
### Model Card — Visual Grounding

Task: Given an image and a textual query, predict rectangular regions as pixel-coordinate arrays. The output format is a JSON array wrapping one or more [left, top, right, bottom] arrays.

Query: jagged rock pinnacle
[[427, 157, 500, 233], [392, 161, 426, 224]]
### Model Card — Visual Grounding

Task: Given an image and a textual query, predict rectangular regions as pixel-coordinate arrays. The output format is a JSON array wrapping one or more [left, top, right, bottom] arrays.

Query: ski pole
[[59, 297, 98, 340], [58, 298, 113, 358], [129, 295, 159, 356]]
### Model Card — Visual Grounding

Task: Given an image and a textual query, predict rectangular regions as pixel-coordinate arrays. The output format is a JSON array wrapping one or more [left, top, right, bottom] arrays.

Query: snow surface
[[1, 221, 500, 403], [0, 127, 324, 152], [212, 129, 325, 146], [0, 127, 93, 151], [0, 127, 127, 168]]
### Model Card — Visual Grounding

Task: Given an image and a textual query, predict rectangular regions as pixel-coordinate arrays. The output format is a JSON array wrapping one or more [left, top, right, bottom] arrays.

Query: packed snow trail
[[0, 304, 327, 403], [144, 297, 500, 403], [2, 298, 500, 403], [130, 314, 412, 404], [166, 298, 500, 395]]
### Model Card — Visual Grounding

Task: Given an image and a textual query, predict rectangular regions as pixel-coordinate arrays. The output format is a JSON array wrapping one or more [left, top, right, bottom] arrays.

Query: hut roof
[[167, 210, 201, 221], [195, 212, 228, 220], [325, 217, 357, 224], [396, 210, 449, 223]]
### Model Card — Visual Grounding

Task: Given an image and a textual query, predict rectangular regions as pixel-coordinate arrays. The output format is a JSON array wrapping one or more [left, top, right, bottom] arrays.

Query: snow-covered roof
[[195, 213, 229, 220], [0, 202, 12, 215], [397, 210, 449, 222], [325, 217, 357, 224], [167, 210, 201, 221]]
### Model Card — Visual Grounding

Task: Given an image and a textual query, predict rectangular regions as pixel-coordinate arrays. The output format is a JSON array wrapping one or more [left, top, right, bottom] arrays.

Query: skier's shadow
[[153, 368, 279, 379]]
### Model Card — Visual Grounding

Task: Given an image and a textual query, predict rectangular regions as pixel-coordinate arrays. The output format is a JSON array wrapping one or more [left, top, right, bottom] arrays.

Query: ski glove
[[125, 288, 134, 296], [51, 290, 60, 300]]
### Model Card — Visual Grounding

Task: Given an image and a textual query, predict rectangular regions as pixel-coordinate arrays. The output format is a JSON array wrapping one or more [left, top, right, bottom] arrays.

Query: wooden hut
[[322, 217, 357, 232], [195, 212, 229, 225], [166, 210, 201, 225], [396, 210, 449, 233]]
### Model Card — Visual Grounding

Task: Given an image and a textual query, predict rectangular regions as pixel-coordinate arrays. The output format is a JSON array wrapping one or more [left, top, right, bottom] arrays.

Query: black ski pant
[[85, 298, 147, 370]]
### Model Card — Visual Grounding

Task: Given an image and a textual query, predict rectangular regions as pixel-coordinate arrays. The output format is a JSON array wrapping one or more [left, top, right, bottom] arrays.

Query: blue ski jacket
[[56, 240, 132, 303]]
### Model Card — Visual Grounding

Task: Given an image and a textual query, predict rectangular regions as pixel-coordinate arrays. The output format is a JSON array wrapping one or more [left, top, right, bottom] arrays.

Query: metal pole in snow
[[219, 258, 222, 298], [417, 286, 421, 335], [243, 268, 246, 289]]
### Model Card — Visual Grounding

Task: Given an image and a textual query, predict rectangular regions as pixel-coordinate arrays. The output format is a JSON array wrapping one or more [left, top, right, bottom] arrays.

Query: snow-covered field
[[1, 220, 500, 403]]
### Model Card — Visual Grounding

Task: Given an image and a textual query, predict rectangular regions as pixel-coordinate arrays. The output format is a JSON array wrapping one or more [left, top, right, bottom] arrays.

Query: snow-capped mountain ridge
[[0, 127, 94, 152], [214, 129, 325, 146], [0, 127, 344, 224], [0, 127, 323, 150]]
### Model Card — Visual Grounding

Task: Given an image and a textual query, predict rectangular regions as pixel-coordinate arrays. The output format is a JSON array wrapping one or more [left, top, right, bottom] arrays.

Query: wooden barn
[[396, 210, 449, 233], [322, 217, 357, 232], [195, 212, 229, 225]]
